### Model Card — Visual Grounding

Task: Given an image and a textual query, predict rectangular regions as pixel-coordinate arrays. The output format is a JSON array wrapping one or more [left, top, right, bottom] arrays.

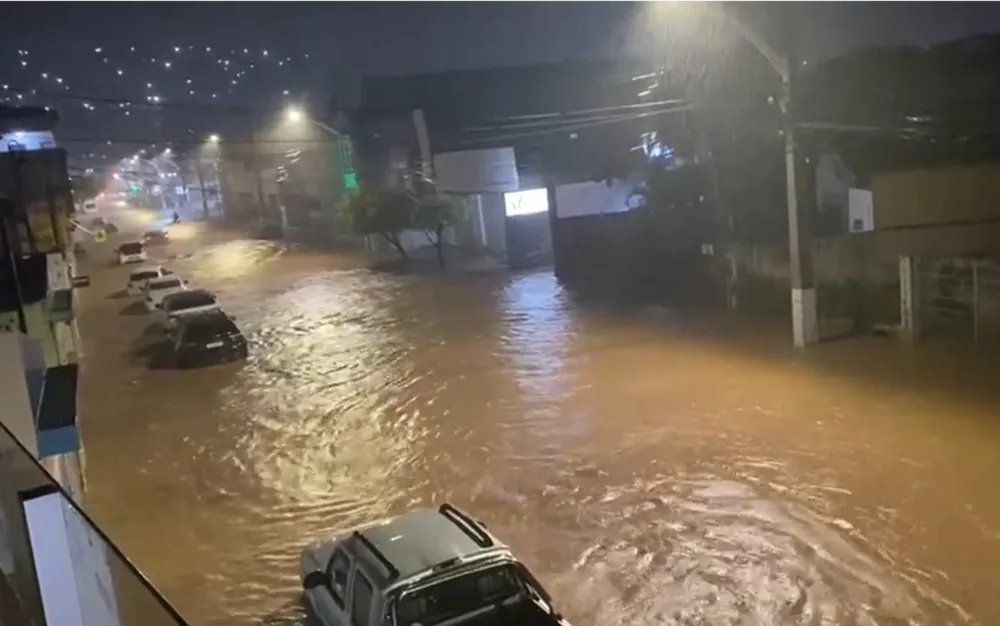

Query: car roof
[[176, 308, 230, 326], [147, 275, 182, 286], [353, 505, 504, 588], [130, 265, 162, 275]]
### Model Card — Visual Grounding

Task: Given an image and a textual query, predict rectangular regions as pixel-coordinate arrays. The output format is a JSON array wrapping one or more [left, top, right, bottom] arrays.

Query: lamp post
[[700, 7, 816, 347], [285, 106, 342, 138]]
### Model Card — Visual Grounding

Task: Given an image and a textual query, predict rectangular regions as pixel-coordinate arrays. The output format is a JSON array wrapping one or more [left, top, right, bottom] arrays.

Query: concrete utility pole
[[777, 4, 817, 347], [249, 131, 267, 221], [720, 7, 817, 346], [195, 158, 210, 219]]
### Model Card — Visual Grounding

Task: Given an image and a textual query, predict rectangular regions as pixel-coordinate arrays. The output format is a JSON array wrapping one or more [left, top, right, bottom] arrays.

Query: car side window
[[325, 549, 351, 608], [351, 571, 375, 626]]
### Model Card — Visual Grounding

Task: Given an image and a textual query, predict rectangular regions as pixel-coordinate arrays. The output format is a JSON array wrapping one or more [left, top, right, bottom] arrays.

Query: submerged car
[[300, 504, 570, 626], [143, 275, 188, 311], [142, 229, 170, 245], [127, 265, 172, 296], [158, 309, 247, 368], [117, 241, 147, 264], [159, 288, 220, 326]]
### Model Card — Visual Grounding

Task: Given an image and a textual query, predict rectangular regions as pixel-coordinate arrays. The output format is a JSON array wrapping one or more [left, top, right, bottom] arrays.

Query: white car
[[143, 276, 189, 311], [159, 288, 220, 326], [118, 241, 148, 265], [127, 266, 172, 296]]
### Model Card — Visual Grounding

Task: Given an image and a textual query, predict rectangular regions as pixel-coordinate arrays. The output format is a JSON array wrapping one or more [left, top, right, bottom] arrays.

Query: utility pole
[[248, 131, 267, 222], [779, 14, 817, 347], [195, 158, 210, 219]]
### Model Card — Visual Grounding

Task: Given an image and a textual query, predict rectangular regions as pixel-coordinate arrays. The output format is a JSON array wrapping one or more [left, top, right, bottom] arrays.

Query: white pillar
[[791, 287, 818, 347], [899, 255, 921, 343]]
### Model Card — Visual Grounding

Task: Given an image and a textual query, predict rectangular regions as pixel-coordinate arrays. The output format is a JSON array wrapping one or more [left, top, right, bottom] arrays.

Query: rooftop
[[359, 505, 501, 583]]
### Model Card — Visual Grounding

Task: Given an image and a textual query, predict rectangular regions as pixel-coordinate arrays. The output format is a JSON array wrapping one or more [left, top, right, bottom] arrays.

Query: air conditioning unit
[[848, 188, 874, 233]]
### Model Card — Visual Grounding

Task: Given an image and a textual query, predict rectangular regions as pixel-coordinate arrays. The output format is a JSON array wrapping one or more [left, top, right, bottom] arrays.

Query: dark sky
[[3, 2, 999, 171]]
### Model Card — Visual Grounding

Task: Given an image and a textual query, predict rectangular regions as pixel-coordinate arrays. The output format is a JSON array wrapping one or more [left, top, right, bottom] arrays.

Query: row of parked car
[[125, 259, 249, 369]]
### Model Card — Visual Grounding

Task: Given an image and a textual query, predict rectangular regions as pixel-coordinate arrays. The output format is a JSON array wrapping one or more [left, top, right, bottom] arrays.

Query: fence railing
[[0, 419, 189, 626], [918, 257, 1000, 344]]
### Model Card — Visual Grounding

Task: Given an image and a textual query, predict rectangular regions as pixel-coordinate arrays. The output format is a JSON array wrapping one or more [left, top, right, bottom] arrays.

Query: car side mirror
[[303, 571, 329, 590], [72, 276, 91, 288]]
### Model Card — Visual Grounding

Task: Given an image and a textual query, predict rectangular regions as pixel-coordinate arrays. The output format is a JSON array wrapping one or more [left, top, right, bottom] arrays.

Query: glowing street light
[[283, 105, 341, 137], [207, 134, 220, 143]]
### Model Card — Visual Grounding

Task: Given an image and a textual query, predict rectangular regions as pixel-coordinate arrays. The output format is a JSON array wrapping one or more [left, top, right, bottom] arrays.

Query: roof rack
[[438, 503, 494, 548], [353, 531, 401, 580]]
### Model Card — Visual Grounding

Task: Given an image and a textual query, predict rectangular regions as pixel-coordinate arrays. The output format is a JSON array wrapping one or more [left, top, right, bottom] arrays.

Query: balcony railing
[[0, 419, 189, 625]]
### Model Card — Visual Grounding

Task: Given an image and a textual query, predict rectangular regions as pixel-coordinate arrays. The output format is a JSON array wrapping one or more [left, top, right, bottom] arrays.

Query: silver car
[[300, 504, 570, 626]]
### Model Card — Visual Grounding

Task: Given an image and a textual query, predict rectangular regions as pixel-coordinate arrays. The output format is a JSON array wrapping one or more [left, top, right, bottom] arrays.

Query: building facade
[[0, 106, 85, 497]]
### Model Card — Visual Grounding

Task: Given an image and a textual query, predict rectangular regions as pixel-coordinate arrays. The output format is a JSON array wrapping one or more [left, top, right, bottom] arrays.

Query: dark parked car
[[142, 229, 170, 245], [155, 310, 248, 368]]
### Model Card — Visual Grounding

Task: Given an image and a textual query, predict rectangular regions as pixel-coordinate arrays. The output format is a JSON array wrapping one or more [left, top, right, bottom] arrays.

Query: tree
[[413, 192, 461, 268], [71, 175, 103, 202], [339, 186, 416, 261]]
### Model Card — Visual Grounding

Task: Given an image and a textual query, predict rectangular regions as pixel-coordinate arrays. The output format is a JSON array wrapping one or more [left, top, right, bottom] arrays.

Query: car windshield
[[182, 314, 237, 343], [164, 290, 216, 312], [130, 270, 160, 281], [149, 279, 182, 291], [394, 565, 524, 626], [120, 242, 143, 254]]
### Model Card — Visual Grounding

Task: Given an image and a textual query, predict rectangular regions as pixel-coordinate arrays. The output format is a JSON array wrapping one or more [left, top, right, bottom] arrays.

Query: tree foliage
[[72, 175, 103, 202], [412, 192, 461, 267], [339, 186, 415, 259], [338, 184, 463, 266]]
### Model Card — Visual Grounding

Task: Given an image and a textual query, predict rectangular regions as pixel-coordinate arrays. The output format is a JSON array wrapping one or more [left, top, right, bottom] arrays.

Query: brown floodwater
[[75, 226, 1000, 626]]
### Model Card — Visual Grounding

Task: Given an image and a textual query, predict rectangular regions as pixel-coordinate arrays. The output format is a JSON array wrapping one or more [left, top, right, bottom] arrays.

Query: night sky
[[3, 2, 999, 173]]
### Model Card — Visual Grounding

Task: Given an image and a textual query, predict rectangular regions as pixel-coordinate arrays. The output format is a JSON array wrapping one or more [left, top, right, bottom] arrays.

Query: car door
[[348, 567, 377, 626], [309, 549, 353, 626]]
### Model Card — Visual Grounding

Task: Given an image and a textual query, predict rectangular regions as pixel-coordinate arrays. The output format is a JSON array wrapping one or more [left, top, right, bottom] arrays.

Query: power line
[[4, 85, 259, 115]]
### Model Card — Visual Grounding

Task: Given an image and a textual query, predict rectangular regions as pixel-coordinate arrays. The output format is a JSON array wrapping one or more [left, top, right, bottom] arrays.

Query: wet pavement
[[75, 216, 1000, 625]]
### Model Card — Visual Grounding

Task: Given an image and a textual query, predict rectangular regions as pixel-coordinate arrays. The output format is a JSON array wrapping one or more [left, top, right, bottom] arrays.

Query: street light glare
[[286, 107, 304, 123], [208, 134, 220, 143]]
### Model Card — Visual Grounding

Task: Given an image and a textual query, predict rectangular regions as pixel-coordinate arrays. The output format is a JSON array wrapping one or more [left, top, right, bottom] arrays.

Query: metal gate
[[918, 257, 1000, 343]]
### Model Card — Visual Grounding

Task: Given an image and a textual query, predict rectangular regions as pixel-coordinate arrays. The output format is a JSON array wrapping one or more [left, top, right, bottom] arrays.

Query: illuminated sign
[[504, 188, 549, 217]]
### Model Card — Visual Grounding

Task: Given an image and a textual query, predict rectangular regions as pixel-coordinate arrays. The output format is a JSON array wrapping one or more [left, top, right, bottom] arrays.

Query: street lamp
[[207, 134, 220, 143], [662, 4, 815, 347], [283, 105, 342, 138]]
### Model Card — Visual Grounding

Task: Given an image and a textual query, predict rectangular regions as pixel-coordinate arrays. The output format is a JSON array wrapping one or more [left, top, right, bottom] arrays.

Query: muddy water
[[75, 230, 1000, 625]]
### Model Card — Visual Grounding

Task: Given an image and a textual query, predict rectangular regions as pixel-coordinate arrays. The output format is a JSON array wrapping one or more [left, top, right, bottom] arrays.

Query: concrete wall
[[0, 333, 40, 457], [554, 180, 635, 218], [872, 164, 1000, 230]]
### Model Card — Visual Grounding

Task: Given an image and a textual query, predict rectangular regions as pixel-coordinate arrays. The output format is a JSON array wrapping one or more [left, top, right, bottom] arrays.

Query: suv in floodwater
[[300, 504, 571, 626]]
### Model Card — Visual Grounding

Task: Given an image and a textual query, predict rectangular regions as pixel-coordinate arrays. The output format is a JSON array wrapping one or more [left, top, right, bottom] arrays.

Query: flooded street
[[76, 227, 1000, 625]]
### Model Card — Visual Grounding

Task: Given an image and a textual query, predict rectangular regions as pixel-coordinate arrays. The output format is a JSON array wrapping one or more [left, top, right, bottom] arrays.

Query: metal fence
[[0, 420, 188, 626], [917, 257, 1000, 344]]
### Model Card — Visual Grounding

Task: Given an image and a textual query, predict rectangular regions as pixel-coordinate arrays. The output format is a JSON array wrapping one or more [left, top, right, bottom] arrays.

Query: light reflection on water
[[76, 238, 999, 625]]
